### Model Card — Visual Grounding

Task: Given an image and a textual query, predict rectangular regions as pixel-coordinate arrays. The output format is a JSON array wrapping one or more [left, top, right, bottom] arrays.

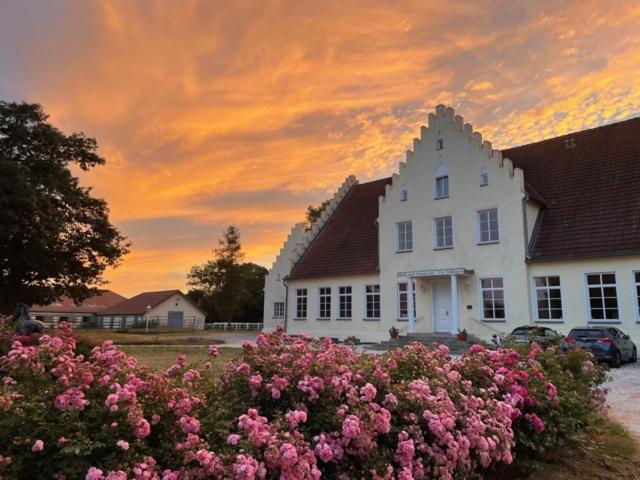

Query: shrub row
[[0, 324, 606, 479]]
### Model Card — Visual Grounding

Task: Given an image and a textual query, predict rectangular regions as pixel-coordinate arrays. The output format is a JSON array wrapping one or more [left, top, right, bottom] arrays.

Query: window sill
[[396, 318, 408, 322], [293, 318, 307, 321], [337, 318, 352, 321], [434, 195, 449, 200], [588, 320, 621, 324], [433, 246, 453, 251], [480, 319, 506, 323], [272, 316, 285, 320], [477, 241, 499, 246], [363, 318, 381, 322], [534, 320, 564, 324], [396, 249, 413, 254], [316, 318, 331, 321]]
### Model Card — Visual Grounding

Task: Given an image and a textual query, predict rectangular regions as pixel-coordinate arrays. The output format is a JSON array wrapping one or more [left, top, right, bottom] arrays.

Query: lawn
[[119, 345, 242, 376], [75, 328, 225, 346]]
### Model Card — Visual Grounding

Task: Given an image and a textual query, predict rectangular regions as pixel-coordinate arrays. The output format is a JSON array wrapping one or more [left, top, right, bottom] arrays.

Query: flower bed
[[0, 325, 606, 479]]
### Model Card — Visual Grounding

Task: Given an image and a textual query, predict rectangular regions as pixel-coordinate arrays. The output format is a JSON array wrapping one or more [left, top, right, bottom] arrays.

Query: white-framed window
[[533, 276, 562, 321], [295, 288, 307, 319], [480, 277, 505, 321], [586, 273, 619, 321], [273, 302, 285, 318], [396, 221, 413, 252], [433, 216, 453, 249], [318, 287, 331, 319], [400, 184, 408, 202], [365, 285, 381, 320], [397, 282, 416, 319], [480, 166, 489, 186], [435, 162, 449, 198], [477, 208, 499, 244], [338, 286, 352, 319], [634, 271, 640, 320]]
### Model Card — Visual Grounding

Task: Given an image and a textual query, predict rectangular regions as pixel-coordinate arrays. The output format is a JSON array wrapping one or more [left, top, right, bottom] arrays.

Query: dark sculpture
[[13, 303, 44, 335]]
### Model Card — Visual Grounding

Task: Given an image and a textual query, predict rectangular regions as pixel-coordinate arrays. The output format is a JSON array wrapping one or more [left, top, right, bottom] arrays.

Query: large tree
[[187, 226, 267, 323], [0, 102, 129, 313]]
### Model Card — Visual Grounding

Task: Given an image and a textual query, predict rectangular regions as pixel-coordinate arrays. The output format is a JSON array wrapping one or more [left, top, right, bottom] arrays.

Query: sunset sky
[[2, 0, 640, 297]]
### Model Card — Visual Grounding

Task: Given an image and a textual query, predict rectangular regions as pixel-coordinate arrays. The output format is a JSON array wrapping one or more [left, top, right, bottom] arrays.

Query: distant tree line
[[186, 226, 267, 324]]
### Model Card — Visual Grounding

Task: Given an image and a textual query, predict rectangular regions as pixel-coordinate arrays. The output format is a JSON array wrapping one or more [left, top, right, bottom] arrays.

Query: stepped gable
[[503, 116, 640, 261], [288, 177, 392, 280]]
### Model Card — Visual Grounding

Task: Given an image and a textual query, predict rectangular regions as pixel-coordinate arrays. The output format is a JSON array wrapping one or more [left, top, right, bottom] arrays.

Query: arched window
[[480, 166, 489, 186], [400, 184, 408, 201], [435, 162, 449, 198]]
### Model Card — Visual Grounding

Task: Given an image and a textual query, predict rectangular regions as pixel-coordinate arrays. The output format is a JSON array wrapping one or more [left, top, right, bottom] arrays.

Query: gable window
[[433, 216, 453, 249], [397, 282, 416, 319], [480, 166, 489, 186], [273, 302, 285, 319], [436, 131, 444, 151], [586, 273, 619, 321], [338, 286, 352, 319], [533, 276, 562, 321], [318, 287, 331, 319], [435, 162, 449, 198], [634, 271, 640, 319], [480, 277, 505, 321], [400, 184, 408, 201], [365, 285, 381, 320], [396, 221, 413, 252], [295, 289, 307, 319], [477, 208, 499, 244]]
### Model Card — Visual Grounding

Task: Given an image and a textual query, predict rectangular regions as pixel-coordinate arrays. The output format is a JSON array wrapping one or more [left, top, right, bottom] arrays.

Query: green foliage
[[0, 101, 129, 314], [305, 199, 330, 228], [187, 226, 267, 323]]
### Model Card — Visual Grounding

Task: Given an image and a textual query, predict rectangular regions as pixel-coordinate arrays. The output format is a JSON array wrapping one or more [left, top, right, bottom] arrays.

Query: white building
[[263, 106, 640, 345], [30, 290, 127, 327]]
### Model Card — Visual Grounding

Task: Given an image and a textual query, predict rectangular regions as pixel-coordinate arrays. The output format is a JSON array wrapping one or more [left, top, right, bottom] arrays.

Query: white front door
[[432, 279, 452, 333]]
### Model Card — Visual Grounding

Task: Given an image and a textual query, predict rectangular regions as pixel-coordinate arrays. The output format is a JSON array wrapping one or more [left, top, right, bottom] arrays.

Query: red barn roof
[[30, 290, 127, 314]]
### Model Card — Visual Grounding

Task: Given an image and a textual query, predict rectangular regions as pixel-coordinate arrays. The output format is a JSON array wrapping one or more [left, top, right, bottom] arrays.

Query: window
[[295, 289, 307, 319], [635, 271, 640, 319], [400, 184, 408, 201], [338, 286, 352, 319], [435, 162, 449, 198], [436, 131, 444, 151], [396, 221, 413, 252], [533, 276, 562, 320], [318, 287, 331, 319], [586, 273, 619, 321], [477, 208, 499, 244], [365, 285, 381, 319], [433, 216, 453, 249], [273, 302, 285, 318], [480, 277, 505, 320], [480, 166, 489, 186], [397, 282, 416, 319]]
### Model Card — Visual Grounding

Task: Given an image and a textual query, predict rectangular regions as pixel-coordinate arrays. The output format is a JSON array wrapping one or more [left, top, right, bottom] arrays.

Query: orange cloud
[[1, 0, 640, 297]]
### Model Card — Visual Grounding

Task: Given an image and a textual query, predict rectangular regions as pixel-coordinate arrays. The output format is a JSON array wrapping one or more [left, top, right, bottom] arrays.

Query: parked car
[[504, 325, 563, 347], [563, 327, 637, 368]]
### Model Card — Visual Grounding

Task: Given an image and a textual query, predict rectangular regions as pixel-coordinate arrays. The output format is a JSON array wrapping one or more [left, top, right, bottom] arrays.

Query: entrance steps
[[373, 332, 485, 355]]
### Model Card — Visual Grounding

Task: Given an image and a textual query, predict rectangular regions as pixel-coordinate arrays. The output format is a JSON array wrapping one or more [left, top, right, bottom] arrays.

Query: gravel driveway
[[605, 362, 640, 436]]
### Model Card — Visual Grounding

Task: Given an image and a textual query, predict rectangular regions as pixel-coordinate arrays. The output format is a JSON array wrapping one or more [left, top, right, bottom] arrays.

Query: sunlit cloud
[[1, 0, 640, 296]]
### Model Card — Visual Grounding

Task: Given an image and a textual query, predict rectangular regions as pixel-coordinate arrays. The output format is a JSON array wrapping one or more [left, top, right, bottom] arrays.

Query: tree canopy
[[0, 102, 129, 313], [305, 199, 331, 228], [187, 226, 267, 323]]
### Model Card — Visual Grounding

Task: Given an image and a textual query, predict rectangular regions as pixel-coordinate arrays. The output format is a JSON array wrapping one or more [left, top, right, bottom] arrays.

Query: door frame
[[432, 279, 452, 333]]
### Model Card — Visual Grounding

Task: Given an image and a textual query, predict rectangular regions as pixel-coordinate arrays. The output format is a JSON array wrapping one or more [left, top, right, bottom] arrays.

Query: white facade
[[264, 106, 640, 344]]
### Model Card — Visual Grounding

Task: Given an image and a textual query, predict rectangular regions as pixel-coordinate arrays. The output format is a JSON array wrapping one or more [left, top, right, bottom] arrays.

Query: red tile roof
[[504, 116, 640, 261], [98, 290, 183, 316], [288, 178, 392, 280], [30, 290, 127, 314]]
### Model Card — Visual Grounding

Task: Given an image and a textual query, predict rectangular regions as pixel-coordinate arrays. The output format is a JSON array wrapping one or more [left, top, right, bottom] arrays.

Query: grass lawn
[[76, 329, 225, 346], [488, 416, 640, 479], [119, 345, 242, 376]]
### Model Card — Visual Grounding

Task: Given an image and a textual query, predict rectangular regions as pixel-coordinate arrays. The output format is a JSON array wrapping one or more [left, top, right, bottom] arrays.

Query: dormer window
[[480, 166, 489, 186], [400, 184, 408, 201], [435, 162, 449, 199]]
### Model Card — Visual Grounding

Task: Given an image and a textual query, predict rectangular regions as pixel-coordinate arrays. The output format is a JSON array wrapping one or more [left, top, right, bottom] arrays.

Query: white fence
[[207, 322, 263, 331]]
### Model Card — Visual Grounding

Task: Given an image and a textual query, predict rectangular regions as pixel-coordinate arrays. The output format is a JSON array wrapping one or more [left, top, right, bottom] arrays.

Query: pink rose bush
[[0, 323, 606, 479]]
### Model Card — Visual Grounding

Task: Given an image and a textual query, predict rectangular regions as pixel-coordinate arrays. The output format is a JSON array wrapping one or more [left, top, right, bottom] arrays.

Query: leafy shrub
[[0, 325, 606, 479]]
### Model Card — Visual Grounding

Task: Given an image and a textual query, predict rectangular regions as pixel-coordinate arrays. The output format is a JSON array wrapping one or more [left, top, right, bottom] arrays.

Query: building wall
[[377, 106, 532, 340], [527, 256, 640, 343], [285, 274, 386, 342], [147, 294, 205, 328]]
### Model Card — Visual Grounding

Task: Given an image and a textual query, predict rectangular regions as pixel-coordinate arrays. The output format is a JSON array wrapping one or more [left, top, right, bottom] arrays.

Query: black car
[[563, 327, 637, 368]]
